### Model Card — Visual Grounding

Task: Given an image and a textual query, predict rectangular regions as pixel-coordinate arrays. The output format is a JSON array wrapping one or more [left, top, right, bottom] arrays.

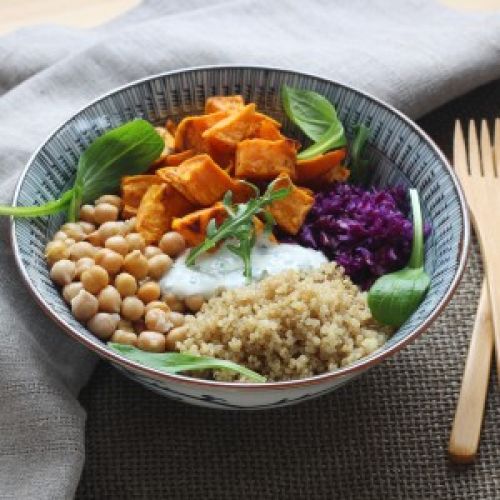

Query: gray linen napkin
[[0, 1, 499, 498]]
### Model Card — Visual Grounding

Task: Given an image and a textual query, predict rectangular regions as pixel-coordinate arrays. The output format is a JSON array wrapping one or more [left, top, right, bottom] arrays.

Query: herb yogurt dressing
[[160, 241, 327, 298]]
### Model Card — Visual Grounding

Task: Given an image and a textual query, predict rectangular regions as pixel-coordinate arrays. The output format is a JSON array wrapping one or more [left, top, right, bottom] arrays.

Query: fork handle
[[448, 280, 494, 463]]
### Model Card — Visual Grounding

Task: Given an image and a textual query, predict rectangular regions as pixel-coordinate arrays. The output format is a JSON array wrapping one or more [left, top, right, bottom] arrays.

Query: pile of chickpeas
[[45, 194, 204, 353]]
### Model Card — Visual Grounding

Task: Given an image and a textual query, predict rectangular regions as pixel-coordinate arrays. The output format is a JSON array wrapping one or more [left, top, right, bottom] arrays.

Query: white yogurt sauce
[[160, 241, 327, 298]]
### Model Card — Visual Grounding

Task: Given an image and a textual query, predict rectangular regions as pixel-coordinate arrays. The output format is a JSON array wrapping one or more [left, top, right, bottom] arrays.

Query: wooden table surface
[[0, 0, 499, 36]]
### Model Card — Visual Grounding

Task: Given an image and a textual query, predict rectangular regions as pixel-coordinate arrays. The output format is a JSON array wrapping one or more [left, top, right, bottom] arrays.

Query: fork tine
[[480, 120, 494, 177], [494, 118, 500, 177], [453, 120, 468, 178], [468, 120, 481, 176]]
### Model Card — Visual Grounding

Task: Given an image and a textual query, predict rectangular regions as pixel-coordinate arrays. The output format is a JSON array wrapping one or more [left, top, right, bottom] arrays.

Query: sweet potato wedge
[[255, 118, 284, 140], [174, 111, 227, 152], [235, 138, 296, 180], [205, 95, 245, 114], [295, 148, 347, 183], [156, 154, 233, 206], [165, 149, 195, 166], [121, 175, 165, 215], [269, 173, 314, 235], [172, 203, 227, 247], [136, 183, 195, 243]]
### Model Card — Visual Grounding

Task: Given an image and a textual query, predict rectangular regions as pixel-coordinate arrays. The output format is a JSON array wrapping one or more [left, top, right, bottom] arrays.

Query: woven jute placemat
[[76, 81, 500, 500]]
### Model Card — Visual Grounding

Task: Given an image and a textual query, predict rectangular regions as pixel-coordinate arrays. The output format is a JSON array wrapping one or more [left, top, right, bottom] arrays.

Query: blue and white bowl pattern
[[11, 66, 469, 409]]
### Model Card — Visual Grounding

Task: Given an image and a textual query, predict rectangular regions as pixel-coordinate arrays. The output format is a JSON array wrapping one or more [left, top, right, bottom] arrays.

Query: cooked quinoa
[[177, 263, 391, 381]]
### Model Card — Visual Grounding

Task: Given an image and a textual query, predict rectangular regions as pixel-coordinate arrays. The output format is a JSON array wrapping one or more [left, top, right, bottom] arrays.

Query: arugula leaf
[[282, 85, 346, 160], [0, 119, 163, 220], [367, 189, 430, 327], [108, 343, 267, 382], [185, 179, 291, 278], [349, 124, 371, 185]]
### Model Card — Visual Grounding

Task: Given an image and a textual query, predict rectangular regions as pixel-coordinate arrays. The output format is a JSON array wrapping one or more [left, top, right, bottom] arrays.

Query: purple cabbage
[[292, 183, 415, 289]]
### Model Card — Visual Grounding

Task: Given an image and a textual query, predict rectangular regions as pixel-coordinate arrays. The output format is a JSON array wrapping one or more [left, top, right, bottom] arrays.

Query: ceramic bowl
[[11, 66, 469, 409]]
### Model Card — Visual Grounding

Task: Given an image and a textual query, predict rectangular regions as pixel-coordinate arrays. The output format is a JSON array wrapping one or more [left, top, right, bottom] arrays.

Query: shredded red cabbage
[[291, 184, 415, 289]]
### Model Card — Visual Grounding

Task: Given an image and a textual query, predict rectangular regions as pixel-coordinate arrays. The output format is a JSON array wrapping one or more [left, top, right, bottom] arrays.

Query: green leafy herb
[[348, 124, 371, 186], [281, 85, 346, 160], [0, 119, 163, 220], [186, 179, 291, 278], [108, 343, 267, 382], [367, 189, 430, 327]]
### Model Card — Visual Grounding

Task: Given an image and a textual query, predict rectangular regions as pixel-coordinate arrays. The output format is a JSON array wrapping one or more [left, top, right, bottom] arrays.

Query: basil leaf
[[297, 121, 347, 160], [282, 85, 339, 141], [108, 343, 266, 382], [368, 189, 430, 327]]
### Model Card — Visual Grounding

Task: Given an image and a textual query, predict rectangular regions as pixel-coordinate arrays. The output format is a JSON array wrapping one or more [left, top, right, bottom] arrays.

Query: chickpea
[[137, 281, 161, 303], [49, 259, 76, 286], [87, 313, 120, 340], [53, 230, 68, 241], [114, 272, 137, 297], [105, 235, 128, 256], [110, 329, 137, 346], [145, 308, 172, 333], [165, 325, 188, 351], [69, 241, 96, 260], [123, 250, 148, 279], [121, 296, 145, 321], [71, 290, 99, 321], [98, 221, 125, 241], [65, 238, 76, 247], [97, 285, 121, 313], [94, 203, 119, 224], [145, 300, 170, 314], [79, 204, 95, 224], [81, 265, 109, 294], [95, 194, 122, 209], [125, 233, 145, 252], [184, 294, 205, 313], [166, 311, 185, 328], [75, 257, 95, 278], [143, 246, 163, 259], [137, 331, 166, 353], [62, 282, 84, 303], [147, 254, 172, 280], [61, 222, 85, 242], [45, 240, 70, 266], [85, 230, 102, 247], [163, 292, 184, 313], [159, 232, 185, 257], [78, 221, 95, 234], [95, 248, 123, 275], [117, 318, 134, 332], [123, 217, 137, 234]]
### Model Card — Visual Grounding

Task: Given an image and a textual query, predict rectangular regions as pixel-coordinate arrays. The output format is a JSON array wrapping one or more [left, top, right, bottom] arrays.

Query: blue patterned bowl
[[11, 66, 469, 409]]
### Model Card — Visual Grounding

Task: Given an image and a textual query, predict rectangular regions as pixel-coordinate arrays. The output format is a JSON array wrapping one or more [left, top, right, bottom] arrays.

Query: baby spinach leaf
[[108, 343, 267, 382], [367, 189, 430, 327], [0, 119, 163, 220], [348, 124, 371, 186]]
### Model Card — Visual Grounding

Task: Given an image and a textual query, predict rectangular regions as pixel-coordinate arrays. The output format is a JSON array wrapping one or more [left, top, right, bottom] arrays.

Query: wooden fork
[[448, 120, 496, 463]]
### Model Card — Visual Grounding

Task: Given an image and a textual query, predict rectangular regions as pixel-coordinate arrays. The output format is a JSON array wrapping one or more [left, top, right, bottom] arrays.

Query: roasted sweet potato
[[295, 148, 347, 183], [202, 103, 261, 149], [230, 178, 255, 203], [174, 111, 227, 152], [156, 154, 233, 206], [235, 138, 296, 180], [165, 149, 195, 166], [151, 128, 175, 168], [255, 118, 284, 140], [136, 184, 171, 243], [172, 204, 227, 247], [205, 95, 245, 114], [269, 173, 314, 235], [136, 183, 194, 243], [121, 175, 164, 215]]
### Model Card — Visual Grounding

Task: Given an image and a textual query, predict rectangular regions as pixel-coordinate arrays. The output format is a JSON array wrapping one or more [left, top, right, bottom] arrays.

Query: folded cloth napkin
[[0, 0, 499, 498]]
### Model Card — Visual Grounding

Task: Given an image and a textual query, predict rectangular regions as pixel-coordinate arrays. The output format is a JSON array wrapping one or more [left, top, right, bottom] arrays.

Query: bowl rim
[[10, 64, 471, 391]]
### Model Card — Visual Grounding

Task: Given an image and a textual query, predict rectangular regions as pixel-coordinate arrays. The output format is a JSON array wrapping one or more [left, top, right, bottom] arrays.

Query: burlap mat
[[76, 81, 500, 500]]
